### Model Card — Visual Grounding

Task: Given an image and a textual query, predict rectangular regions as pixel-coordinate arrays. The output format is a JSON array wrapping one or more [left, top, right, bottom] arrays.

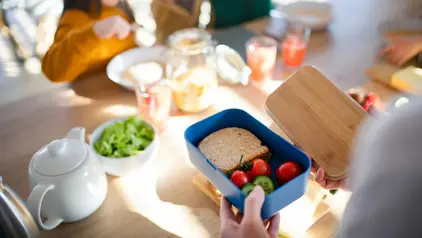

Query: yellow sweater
[[42, 7, 136, 83]]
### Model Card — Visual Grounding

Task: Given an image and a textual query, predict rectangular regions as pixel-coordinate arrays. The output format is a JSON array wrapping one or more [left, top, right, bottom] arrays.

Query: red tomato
[[365, 92, 379, 105], [361, 92, 379, 112], [248, 159, 271, 180], [276, 161, 302, 184], [360, 100, 371, 111], [230, 170, 251, 188]]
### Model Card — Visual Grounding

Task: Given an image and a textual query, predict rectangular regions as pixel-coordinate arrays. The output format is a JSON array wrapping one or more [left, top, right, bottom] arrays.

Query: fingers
[[380, 45, 393, 55], [314, 168, 346, 190], [314, 168, 326, 185], [243, 186, 265, 223], [114, 18, 131, 40], [267, 213, 281, 238], [310, 160, 318, 173], [220, 197, 235, 223]]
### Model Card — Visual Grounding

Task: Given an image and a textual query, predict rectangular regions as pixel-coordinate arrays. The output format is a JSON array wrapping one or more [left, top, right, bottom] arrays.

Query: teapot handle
[[65, 127, 85, 142], [27, 184, 64, 230]]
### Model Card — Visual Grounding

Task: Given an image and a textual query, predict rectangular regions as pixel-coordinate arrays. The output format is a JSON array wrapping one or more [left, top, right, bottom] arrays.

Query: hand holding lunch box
[[184, 66, 366, 219]]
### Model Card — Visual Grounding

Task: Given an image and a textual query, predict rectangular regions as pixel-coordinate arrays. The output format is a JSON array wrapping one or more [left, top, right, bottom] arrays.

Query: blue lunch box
[[184, 108, 311, 219]]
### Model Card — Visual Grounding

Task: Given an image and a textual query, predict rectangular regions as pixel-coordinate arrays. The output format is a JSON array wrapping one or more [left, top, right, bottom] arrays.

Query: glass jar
[[167, 28, 219, 113]]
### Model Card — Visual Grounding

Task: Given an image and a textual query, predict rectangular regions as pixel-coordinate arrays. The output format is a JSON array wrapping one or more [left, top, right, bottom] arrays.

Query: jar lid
[[168, 28, 212, 54], [215, 44, 250, 85], [32, 139, 87, 176]]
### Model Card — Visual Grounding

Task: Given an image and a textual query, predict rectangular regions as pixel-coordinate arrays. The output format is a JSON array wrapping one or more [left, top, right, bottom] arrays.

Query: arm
[[42, 24, 100, 83], [381, 35, 422, 66], [338, 96, 422, 237], [151, 0, 196, 43]]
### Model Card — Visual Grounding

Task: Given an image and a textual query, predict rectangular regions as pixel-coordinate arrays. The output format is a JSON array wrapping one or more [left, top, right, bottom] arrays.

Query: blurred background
[[0, 0, 327, 78]]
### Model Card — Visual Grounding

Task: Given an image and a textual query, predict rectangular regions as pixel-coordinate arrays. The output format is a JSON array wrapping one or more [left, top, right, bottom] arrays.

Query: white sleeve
[[338, 96, 422, 238]]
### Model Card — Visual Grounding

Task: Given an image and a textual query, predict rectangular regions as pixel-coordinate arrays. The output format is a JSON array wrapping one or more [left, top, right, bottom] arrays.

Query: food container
[[184, 109, 311, 219]]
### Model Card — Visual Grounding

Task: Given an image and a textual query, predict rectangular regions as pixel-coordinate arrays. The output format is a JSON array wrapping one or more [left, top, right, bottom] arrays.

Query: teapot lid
[[32, 139, 87, 176]]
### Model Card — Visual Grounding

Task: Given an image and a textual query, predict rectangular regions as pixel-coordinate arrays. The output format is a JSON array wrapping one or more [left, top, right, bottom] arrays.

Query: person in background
[[152, 0, 272, 43], [221, 96, 422, 237], [42, 0, 136, 83], [381, 35, 422, 66]]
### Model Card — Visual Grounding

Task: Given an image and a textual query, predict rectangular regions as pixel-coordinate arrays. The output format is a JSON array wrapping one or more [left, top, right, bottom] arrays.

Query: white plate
[[279, 1, 332, 31], [106, 46, 169, 91]]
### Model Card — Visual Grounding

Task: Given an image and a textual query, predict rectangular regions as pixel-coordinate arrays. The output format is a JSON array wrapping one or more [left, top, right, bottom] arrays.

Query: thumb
[[243, 186, 265, 222], [314, 168, 325, 183]]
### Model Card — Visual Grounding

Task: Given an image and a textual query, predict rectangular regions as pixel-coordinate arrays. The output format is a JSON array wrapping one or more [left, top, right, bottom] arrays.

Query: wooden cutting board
[[265, 66, 367, 180]]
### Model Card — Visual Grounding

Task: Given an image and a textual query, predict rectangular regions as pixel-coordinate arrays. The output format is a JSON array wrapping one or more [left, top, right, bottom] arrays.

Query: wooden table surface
[[0, 0, 419, 237]]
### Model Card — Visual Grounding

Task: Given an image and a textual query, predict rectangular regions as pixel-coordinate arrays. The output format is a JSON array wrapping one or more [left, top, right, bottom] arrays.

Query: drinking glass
[[246, 36, 278, 81], [134, 79, 172, 131], [281, 22, 311, 68]]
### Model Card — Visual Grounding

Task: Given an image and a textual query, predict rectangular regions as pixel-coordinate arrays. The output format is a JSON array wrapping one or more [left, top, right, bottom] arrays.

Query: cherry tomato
[[361, 92, 379, 112], [230, 170, 251, 188], [276, 161, 302, 184], [365, 92, 379, 105], [248, 159, 271, 180], [360, 100, 371, 111]]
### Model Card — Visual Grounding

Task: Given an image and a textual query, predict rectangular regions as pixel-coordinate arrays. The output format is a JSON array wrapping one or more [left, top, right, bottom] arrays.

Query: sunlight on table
[[214, 86, 271, 125], [102, 104, 138, 116], [55, 89, 93, 107], [114, 163, 212, 238]]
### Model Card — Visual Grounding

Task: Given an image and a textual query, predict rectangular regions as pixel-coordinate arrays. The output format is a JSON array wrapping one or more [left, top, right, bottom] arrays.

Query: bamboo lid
[[265, 66, 367, 180]]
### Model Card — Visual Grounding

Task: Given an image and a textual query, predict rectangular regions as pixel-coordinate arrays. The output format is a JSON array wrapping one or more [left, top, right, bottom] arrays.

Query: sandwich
[[198, 127, 270, 174]]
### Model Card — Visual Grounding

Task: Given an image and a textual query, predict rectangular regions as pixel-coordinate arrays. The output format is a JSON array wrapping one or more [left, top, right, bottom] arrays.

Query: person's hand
[[220, 186, 280, 238], [381, 36, 422, 66], [311, 166, 346, 190], [93, 16, 131, 40]]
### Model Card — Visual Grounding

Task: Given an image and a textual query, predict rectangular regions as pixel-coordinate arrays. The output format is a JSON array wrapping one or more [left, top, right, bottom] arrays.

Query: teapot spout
[[65, 127, 86, 142]]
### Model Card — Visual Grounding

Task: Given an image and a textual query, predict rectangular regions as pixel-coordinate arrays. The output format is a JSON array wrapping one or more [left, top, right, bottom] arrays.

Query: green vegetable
[[94, 117, 155, 158], [241, 184, 256, 195], [253, 176, 275, 194]]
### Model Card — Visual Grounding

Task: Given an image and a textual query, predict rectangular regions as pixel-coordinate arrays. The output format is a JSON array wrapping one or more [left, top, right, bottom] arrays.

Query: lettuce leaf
[[94, 117, 155, 158]]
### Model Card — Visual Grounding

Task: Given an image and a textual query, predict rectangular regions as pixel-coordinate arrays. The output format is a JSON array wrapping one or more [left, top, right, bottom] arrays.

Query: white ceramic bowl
[[279, 1, 332, 31], [89, 118, 158, 177], [106, 46, 169, 91]]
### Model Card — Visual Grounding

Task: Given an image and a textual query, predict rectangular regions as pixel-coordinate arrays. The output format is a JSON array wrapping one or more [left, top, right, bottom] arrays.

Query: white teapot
[[27, 127, 108, 230]]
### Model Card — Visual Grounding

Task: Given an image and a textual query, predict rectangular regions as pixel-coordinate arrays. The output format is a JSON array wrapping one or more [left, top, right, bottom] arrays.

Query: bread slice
[[198, 127, 270, 174]]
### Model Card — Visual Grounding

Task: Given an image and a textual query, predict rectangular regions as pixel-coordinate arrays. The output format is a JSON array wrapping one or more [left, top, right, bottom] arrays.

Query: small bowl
[[279, 1, 332, 32], [89, 117, 158, 177]]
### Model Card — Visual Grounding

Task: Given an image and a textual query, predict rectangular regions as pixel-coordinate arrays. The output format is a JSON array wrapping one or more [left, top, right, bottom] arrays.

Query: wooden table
[[0, 0, 418, 237]]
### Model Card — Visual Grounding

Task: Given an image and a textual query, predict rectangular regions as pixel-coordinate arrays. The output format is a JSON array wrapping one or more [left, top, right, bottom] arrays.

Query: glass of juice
[[246, 36, 277, 81], [134, 79, 172, 131], [281, 22, 311, 68]]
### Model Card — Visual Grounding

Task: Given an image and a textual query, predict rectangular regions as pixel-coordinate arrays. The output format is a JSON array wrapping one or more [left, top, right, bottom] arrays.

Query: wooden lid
[[265, 66, 367, 180]]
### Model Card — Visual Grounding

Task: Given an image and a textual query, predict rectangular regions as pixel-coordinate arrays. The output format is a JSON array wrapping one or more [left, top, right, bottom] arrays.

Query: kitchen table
[[0, 0, 419, 237]]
